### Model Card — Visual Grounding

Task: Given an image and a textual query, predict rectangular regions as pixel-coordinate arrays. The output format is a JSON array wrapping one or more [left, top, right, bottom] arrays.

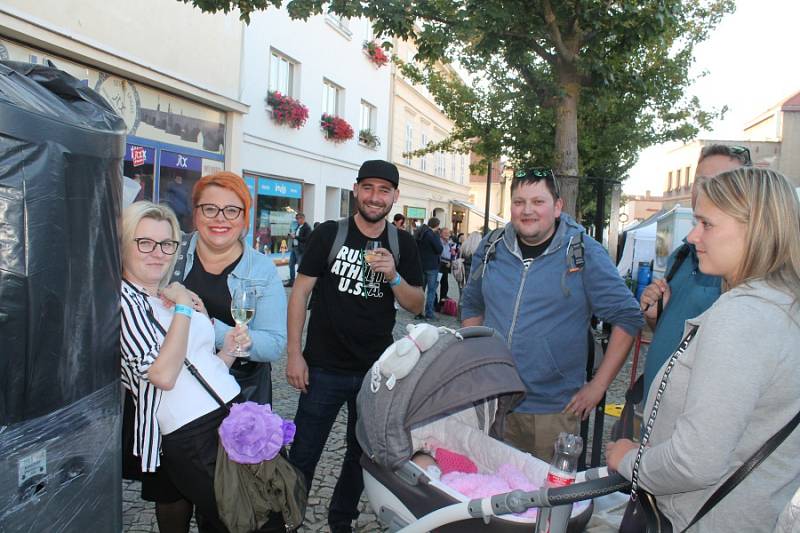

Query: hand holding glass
[[364, 240, 382, 264], [230, 286, 256, 357]]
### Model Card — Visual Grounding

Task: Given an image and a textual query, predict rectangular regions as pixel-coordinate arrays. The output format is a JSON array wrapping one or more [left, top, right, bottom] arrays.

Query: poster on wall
[[0, 39, 226, 155]]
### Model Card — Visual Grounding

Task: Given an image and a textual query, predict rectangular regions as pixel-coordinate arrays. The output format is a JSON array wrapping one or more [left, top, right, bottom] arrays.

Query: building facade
[[0, 0, 249, 233], [620, 191, 665, 230], [387, 39, 471, 234], [239, 9, 392, 258], [466, 156, 508, 233], [659, 90, 800, 208]]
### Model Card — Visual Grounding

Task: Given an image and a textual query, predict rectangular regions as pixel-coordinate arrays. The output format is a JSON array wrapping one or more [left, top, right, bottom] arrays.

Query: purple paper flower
[[218, 402, 295, 464]]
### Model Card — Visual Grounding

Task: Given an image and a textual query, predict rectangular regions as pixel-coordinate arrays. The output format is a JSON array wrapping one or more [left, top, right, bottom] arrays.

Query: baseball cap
[[357, 160, 399, 188]]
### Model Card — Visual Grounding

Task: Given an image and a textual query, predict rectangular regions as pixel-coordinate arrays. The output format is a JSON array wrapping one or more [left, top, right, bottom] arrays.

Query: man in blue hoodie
[[461, 169, 643, 461]]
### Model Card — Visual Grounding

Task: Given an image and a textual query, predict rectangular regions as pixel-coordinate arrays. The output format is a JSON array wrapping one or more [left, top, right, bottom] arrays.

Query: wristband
[[389, 273, 402, 287], [174, 304, 193, 318]]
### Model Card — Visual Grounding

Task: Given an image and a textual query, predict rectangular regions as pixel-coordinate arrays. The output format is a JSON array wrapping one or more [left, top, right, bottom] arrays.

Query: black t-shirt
[[183, 253, 242, 327], [518, 219, 559, 267], [299, 217, 424, 373]]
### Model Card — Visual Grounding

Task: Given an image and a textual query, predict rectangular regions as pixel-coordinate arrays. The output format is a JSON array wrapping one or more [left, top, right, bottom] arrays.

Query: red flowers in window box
[[363, 40, 389, 68], [266, 91, 309, 129], [320, 113, 354, 143]]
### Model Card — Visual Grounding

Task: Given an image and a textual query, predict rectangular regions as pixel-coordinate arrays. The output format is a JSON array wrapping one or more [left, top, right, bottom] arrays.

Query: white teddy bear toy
[[371, 323, 440, 391]]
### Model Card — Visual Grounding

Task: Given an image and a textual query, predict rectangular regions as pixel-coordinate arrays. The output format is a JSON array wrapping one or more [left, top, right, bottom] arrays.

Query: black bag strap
[[682, 408, 800, 531], [656, 243, 692, 322], [140, 292, 230, 413], [326, 217, 400, 267]]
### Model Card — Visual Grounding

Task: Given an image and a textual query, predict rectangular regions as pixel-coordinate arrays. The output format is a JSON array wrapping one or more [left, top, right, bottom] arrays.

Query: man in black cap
[[286, 160, 424, 533]]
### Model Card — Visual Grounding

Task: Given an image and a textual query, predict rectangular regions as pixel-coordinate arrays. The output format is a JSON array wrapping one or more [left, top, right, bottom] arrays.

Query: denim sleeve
[[583, 237, 643, 336], [215, 257, 287, 363]]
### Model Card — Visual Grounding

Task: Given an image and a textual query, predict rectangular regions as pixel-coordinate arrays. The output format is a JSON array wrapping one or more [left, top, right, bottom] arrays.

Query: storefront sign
[[255, 177, 302, 199], [406, 207, 426, 219], [160, 151, 202, 172], [131, 146, 147, 167]]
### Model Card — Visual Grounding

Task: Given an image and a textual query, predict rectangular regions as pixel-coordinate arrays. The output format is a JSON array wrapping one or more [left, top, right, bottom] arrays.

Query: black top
[[415, 225, 444, 271], [295, 222, 312, 254], [517, 219, 559, 267], [183, 253, 242, 327], [299, 217, 424, 373]]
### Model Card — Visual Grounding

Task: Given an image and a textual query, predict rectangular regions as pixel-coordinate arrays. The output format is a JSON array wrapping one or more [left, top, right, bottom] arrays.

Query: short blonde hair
[[698, 167, 800, 301], [122, 201, 181, 286]]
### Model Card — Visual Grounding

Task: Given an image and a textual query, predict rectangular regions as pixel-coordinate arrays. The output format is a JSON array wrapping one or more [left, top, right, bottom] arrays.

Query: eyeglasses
[[133, 238, 179, 255], [514, 167, 560, 196], [196, 203, 245, 220], [728, 145, 752, 165]]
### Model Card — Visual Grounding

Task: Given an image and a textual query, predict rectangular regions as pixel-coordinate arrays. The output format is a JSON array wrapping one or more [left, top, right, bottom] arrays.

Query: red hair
[[192, 171, 252, 229]]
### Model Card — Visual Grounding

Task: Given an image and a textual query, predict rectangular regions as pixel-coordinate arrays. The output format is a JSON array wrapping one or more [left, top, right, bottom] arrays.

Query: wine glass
[[229, 285, 256, 357], [364, 240, 382, 264]]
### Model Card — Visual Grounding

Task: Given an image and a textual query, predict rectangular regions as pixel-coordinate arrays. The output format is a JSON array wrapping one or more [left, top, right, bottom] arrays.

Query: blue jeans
[[423, 269, 438, 317], [288, 249, 303, 282], [288, 367, 365, 528]]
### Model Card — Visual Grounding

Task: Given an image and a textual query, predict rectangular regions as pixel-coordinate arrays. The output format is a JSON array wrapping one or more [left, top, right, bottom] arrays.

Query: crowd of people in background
[[119, 150, 800, 532]]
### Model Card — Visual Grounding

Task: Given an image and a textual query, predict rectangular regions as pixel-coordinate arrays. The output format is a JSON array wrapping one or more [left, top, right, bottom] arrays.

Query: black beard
[[356, 202, 391, 223]]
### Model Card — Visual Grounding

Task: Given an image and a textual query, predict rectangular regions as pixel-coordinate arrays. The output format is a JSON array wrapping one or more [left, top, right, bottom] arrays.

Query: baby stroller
[[356, 326, 629, 532]]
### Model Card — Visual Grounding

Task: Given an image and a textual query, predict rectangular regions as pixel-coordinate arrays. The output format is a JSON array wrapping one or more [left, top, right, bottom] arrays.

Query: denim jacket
[[183, 233, 287, 363]]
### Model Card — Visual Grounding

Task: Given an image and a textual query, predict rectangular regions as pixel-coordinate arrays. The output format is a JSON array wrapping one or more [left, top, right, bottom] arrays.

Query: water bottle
[[535, 433, 583, 533], [635, 261, 652, 301]]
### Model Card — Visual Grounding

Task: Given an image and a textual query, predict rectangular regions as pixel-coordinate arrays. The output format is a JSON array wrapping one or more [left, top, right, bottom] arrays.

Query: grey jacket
[[619, 280, 800, 532]]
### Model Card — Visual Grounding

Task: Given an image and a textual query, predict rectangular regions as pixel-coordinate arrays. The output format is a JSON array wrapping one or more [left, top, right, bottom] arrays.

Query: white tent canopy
[[617, 214, 660, 281]]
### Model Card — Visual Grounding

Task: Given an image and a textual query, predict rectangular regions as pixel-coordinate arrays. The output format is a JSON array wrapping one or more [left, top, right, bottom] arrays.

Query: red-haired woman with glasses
[[179, 172, 286, 405]]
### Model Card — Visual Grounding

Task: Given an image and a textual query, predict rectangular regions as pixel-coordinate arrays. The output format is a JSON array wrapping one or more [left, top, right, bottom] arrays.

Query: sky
[[624, 0, 800, 196]]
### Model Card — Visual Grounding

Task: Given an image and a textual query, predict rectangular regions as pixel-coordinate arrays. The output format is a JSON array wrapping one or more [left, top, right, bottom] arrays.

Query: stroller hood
[[356, 326, 526, 470]]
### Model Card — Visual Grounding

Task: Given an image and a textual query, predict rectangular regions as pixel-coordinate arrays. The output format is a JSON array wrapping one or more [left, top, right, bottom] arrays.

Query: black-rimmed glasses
[[514, 167, 560, 196], [133, 238, 179, 255], [196, 203, 245, 220]]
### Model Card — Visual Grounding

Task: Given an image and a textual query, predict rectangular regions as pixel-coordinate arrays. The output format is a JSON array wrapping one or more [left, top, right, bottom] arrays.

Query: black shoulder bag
[[621, 324, 800, 532]]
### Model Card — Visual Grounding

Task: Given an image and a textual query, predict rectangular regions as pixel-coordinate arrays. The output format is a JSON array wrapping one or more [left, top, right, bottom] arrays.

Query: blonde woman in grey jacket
[[607, 167, 800, 532]]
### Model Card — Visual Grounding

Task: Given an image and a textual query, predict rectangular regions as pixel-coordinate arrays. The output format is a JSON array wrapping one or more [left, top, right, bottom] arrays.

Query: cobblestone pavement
[[123, 284, 645, 532]]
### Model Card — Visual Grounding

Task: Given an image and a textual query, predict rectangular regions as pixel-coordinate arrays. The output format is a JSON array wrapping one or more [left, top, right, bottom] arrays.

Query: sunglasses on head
[[514, 168, 560, 196], [728, 145, 752, 164]]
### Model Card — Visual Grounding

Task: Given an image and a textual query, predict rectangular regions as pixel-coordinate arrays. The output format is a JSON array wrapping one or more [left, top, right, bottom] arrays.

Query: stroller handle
[[489, 468, 630, 515]]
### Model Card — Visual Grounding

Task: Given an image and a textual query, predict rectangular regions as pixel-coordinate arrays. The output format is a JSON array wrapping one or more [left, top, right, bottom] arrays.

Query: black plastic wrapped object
[[0, 61, 125, 531]]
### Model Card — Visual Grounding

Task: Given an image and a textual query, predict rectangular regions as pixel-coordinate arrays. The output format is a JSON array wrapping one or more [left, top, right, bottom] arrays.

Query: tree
[[183, 0, 734, 214]]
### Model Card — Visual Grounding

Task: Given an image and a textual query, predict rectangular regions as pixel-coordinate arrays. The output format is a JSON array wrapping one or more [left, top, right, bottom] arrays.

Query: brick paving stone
[[123, 280, 638, 532]]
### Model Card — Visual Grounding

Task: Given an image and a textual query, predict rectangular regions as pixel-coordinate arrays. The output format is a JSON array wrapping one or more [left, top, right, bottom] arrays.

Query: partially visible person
[[639, 144, 751, 393], [392, 213, 406, 231], [121, 201, 245, 532], [285, 160, 424, 533], [286, 213, 311, 287], [163, 174, 192, 230], [461, 169, 642, 461], [415, 216, 443, 319], [607, 167, 800, 532], [313, 221, 320, 230], [181, 171, 286, 405], [459, 231, 483, 280], [256, 222, 272, 255], [438, 227, 454, 306]]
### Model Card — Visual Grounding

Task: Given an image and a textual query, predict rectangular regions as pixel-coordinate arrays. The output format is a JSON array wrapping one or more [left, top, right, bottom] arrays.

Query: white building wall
[[240, 8, 392, 225]]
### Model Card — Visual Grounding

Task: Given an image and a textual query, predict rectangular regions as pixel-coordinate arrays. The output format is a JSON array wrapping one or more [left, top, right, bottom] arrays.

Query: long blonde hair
[[698, 167, 800, 302], [122, 201, 181, 287]]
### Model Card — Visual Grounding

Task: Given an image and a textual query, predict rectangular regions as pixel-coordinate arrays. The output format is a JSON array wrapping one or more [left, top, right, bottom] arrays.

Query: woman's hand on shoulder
[[159, 282, 193, 307], [606, 438, 637, 473]]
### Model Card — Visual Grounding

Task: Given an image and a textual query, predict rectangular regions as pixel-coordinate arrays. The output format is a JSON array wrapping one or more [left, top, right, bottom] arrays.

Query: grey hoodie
[[461, 214, 643, 413], [619, 281, 800, 532]]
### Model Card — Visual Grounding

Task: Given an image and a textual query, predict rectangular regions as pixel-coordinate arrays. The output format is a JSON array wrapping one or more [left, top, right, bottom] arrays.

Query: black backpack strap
[[169, 232, 193, 283], [386, 220, 401, 266], [469, 227, 505, 282], [656, 243, 692, 322], [682, 408, 800, 532], [327, 218, 350, 267]]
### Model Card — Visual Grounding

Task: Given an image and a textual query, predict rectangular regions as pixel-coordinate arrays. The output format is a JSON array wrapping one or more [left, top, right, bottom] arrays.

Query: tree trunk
[[554, 64, 581, 217]]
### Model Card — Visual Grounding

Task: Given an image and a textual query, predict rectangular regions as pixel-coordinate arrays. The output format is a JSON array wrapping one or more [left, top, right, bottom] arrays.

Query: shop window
[[252, 177, 303, 256], [322, 79, 343, 116], [158, 151, 203, 232], [269, 50, 297, 96], [124, 144, 155, 202]]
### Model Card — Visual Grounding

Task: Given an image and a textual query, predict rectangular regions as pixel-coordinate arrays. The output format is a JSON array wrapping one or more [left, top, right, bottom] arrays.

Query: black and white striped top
[[120, 280, 165, 472]]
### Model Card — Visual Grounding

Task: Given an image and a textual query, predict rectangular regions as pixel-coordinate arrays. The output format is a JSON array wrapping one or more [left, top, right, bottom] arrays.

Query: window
[[269, 50, 296, 96], [667, 171, 673, 191], [684, 166, 691, 188], [404, 124, 413, 166], [360, 100, 376, 132], [363, 19, 374, 43], [676, 169, 681, 191], [326, 10, 352, 37], [460, 155, 467, 184], [435, 151, 445, 177], [322, 79, 342, 116], [340, 189, 351, 217], [450, 154, 456, 180], [420, 133, 428, 171]]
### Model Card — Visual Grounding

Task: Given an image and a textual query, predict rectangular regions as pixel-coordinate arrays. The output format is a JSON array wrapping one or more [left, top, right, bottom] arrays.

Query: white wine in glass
[[364, 240, 382, 264], [230, 286, 256, 357]]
